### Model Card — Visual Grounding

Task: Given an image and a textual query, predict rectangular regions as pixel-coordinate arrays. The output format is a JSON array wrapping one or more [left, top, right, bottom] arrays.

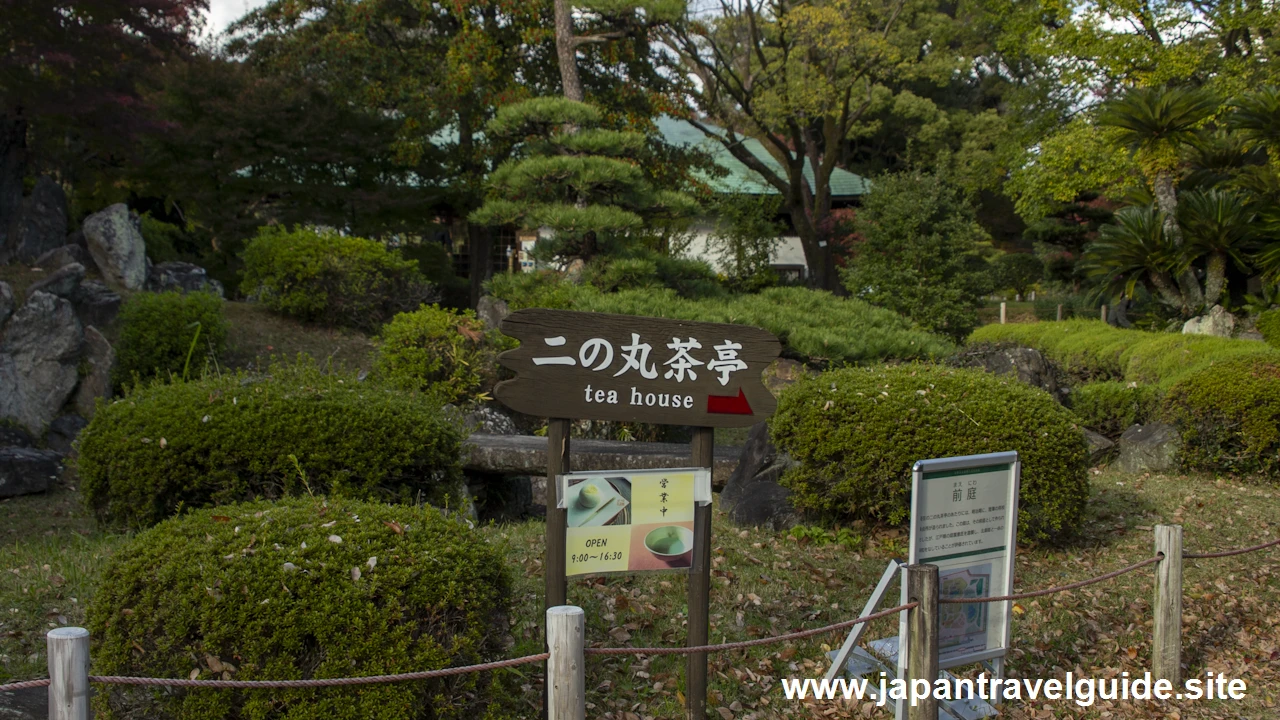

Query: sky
[[204, 0, 271, 36]]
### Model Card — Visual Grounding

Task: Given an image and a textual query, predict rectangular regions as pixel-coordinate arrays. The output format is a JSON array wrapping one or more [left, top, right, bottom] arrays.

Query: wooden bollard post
[[1101, 305, 1108, 323], [47, 627, 90, 720], [1153, 525, 1183, 685], [906, 565, 939, 720], [1056, 304, 1063, 321], [999, 302, 1007, 325], [547, 606, 585, 720]]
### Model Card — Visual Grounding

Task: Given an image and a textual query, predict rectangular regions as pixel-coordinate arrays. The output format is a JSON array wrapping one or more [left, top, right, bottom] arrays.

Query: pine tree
[[470, 97, 696, 262]]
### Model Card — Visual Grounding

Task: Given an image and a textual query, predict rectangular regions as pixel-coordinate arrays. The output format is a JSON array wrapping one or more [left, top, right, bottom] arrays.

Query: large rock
[[72, 280, 122, 329], [949, 344, 1063, 402], [476, 295, 510, 330], [9, 176, 68, 264], [82, 203, 147, 290], [1083, 427, 1116, 466], [44, 414, 88, 456], [74, 326, 114, 418], [0, 280, 12, 328], [0, 447, 62, 498], [33, 243, 89, 270], [0, 424, 34, 448], [463, 404, 519, 435], [1115, 423, 1181, 474], [146, 260, 225, 297], [1182, 305, 1236, 338], [720, 422, 801, 530], [0, 291, 84, 435], [25, 261, 84, 299]]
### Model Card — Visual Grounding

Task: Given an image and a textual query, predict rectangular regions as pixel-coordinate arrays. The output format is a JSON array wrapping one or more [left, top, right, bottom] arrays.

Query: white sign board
[[898, 451, 1020, 674]]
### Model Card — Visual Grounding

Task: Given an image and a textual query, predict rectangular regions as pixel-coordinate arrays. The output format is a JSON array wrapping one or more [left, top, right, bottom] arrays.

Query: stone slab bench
[[463, 434, 742, 489]]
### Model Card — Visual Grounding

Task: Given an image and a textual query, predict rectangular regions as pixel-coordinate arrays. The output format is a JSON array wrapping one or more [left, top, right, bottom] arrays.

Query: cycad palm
[[1228, 87, 1280, 163], [1177, 189, 1257, 306], [1084, 205, 1184, 309], [1096, 85, 1219, 310], [1097, 86, 1220, 216]]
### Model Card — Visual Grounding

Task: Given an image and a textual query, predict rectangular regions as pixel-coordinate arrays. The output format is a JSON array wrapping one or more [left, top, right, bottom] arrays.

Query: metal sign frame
[[894, 451, 1020, 719]]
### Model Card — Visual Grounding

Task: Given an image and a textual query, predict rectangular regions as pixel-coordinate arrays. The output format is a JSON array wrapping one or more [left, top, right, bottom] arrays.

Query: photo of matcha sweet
[[565, 477, 630, 527], [577, 482, 602, 509]]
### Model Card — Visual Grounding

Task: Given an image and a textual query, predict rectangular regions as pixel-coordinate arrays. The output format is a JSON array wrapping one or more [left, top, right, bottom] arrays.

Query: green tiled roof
[[655, 116, 870, 198], [426, 116, 870, 198]]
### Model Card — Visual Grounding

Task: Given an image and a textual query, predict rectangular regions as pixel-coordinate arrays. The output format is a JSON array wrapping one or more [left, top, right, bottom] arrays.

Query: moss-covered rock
[[1257, 308, 1280, 348], [770, 364, 1088, 543], [1069, 381, 1161, 438], [1162, 356, 1280, 477], [88, 497, 514, 720]]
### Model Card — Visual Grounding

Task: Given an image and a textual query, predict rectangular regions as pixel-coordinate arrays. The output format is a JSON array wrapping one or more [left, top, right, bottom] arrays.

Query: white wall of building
[[681, 222, 809, 278]]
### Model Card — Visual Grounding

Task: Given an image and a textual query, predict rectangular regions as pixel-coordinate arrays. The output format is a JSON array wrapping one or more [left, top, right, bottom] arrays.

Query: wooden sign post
[[496, 309, 780, 720]]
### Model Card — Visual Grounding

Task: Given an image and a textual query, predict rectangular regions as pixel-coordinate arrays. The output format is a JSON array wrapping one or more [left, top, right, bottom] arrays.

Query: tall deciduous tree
[[136, 55, 442, 263], [0, 0, 205, 246], [231, 0, 551, 306], [551, 0, 686, 101], [1005, 0, 1280, 221], [665, 0, 967, 291]]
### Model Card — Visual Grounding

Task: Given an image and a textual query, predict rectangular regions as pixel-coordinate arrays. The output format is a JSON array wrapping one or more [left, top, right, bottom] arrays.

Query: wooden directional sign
[[495, 309, 780, 427]]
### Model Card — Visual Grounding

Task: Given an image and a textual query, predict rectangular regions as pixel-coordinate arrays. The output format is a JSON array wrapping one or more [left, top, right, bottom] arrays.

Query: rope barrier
[[585, 602, 917, 656], [3, 534, 1276, 692], [1184, 535, 1280, 559], [939, 555, 1164, 604], [0, 678, 51, 692], [86, 654, 549, 689]]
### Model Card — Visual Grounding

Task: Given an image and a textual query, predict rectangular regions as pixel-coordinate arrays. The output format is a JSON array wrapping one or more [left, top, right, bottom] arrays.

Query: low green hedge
[[1258, 308, 1280, 348], [77, 363, 465, 529], [241, 226, 435, 331], [969, 320, 1276, 386], [1163, 357, 1280, 477], [1069, 382, 1161, 437], [88, 498, 514, 720], [488, 274, 953, 365], [374, 305, 513, 403], [113, 291, 228, 386], [770, 364, 1088, 543]]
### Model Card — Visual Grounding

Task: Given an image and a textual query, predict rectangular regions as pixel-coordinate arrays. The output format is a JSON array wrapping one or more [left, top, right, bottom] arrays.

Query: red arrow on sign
[[707, 389, 753, 415]]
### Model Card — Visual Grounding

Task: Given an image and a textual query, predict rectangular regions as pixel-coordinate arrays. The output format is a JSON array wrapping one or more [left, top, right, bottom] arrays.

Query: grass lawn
[[3, 469, 1277, 719], [221, 301, 376, 373]]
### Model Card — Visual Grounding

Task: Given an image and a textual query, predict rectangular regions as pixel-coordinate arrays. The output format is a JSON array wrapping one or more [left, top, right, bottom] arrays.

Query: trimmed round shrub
[[771, 364, 1089, 542], [1163, 357, 1280, 477], [241, 226, 437, 331], [77, 363, 465, 529], [88, 497, 513, 720], [113, 291, 228, 386], [1258, 308, 1280, 348], [1069, 381, 1162, 438], [374, 305, 513, 403]]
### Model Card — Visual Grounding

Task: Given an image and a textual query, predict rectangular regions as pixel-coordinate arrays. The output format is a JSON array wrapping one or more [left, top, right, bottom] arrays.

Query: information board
[[900, 452, 1020, 669], [559, 467, 711, 577]]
